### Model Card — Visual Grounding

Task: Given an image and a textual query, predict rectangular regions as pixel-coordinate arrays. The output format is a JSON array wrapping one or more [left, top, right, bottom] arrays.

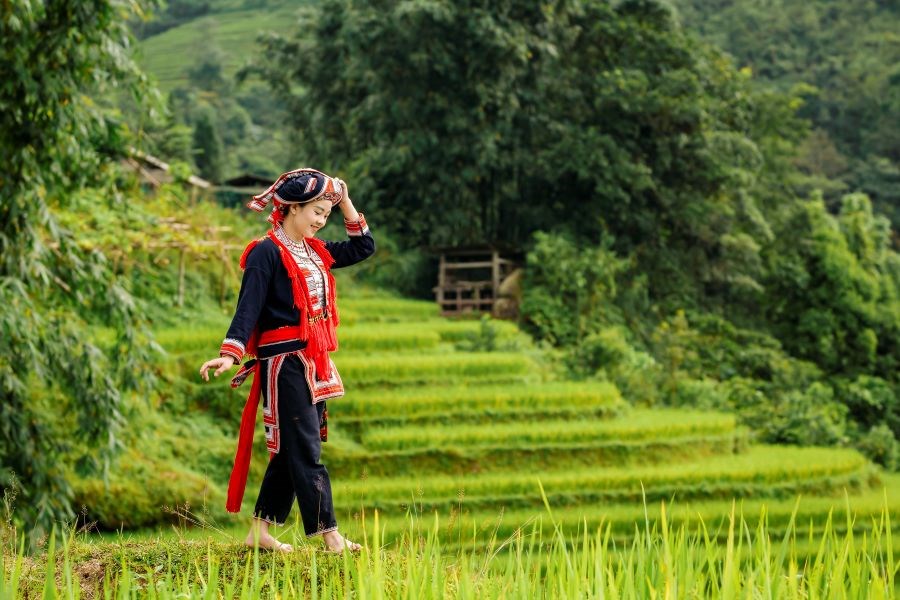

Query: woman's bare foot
[[245, 518, 293, 552], [322, 530, 361, 553], [244, 531, 293, 552]]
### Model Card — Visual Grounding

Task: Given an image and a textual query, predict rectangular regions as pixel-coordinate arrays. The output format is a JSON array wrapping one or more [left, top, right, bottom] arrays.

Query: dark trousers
[[253, 355, 337, 537]]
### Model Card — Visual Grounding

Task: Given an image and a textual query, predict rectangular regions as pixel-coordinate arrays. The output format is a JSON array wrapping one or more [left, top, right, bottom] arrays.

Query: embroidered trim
[[248, 168, 344, 215], [254, 350, 342, 458], [252, 513, 284, 527], [262, 354, 286, 454], [345, 213, 369, 237], [221, 338, 245, 362], [296, 352, 345, 404]]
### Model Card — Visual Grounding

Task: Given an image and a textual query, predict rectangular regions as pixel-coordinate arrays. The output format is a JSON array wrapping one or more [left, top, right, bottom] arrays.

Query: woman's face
[[291, 199, 332, 238]]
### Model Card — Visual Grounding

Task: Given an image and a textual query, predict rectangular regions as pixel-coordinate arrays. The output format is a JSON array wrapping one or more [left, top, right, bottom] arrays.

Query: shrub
[[856, 424, 899, 470], [520, 232, 627, 347]]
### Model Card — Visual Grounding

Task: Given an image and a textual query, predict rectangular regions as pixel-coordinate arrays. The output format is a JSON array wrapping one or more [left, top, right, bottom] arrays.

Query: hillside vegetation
[[670, 0, 900, 227]]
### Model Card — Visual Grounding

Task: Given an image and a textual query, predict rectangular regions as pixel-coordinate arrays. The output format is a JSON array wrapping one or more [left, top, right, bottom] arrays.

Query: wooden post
[[491, 250, 500, 308], [176, 248, 186, 307], [436, 253, 446, 312]]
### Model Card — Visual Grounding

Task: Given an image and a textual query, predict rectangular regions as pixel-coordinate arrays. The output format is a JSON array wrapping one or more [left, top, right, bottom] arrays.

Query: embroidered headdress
[[248, 168, 345, 225]]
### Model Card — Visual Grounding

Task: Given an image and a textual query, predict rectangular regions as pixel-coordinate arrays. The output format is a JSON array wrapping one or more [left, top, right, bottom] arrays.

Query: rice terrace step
[[333, 446, 873, 512], [336, 381, 625, 425], [359, 410, 739, 450]]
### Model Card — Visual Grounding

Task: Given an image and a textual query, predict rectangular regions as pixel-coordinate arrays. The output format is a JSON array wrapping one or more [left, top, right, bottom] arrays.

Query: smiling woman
[[198, 168, 375, 553]]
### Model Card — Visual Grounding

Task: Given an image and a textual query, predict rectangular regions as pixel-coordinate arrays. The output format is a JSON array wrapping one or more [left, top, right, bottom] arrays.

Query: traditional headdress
[[248, 168, 345, 224]]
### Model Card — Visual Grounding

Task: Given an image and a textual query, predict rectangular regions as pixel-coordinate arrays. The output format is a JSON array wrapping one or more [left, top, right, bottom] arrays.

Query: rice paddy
[[10, 291, 899, 596]]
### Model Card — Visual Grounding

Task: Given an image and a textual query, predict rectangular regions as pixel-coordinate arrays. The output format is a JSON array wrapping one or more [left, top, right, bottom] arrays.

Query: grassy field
[[5, 494, 899, 598]]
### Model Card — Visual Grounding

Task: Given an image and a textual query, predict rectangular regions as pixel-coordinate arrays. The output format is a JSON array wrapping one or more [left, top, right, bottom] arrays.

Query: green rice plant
[[327, 432, 749, 477], [372, 474, 900, 549], [72, 448, 225, 530], [139, 7, 299, 91], [68, 405, 242, 530], [335, 381, 622, 422], [155, 325, 230, 354], [360, 409, 736, 450], [334, 353, 538, 386], [156, 323, 446, 359], [333, 446, 873, 511], [337, 325, 441, 351], [8, 493, 900, 598], [338, 298, 440, 322], [426, 318, 524, 343]]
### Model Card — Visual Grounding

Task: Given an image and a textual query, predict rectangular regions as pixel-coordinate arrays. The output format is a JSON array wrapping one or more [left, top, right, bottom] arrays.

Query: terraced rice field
[[157, 291, 899, 551]]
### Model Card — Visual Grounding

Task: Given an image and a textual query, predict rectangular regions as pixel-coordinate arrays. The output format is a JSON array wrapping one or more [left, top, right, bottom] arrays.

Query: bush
[[855, 424, 899, 470], [72, 449, 225, 530], [724, 379, 848, 447], [520, 232, 627, 347]]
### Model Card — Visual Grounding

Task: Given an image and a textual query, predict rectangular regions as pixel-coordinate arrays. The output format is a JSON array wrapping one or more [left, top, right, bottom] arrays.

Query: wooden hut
[[432, 245, 521, 317]]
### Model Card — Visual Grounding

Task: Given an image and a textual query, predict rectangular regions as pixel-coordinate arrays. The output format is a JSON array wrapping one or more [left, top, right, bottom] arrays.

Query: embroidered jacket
[[219, 214, 374, 364]]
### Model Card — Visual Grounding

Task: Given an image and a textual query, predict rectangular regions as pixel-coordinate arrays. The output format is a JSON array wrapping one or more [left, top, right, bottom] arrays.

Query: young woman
[[199, 168, 375, 553]]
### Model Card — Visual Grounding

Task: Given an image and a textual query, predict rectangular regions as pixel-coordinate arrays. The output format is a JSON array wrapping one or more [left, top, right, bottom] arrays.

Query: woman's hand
[[336, 179, 360, 221], [199, 356, 236, 381]]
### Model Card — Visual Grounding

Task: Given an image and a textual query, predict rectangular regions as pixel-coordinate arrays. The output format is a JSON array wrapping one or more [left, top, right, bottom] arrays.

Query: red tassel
[[226, 361, 262, 512], [306, 237, 335, 270], [265, 229, 340, 380]]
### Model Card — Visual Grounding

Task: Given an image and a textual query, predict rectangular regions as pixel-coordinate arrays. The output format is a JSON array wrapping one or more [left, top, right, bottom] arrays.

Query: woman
[[199, 168, 375, 553]]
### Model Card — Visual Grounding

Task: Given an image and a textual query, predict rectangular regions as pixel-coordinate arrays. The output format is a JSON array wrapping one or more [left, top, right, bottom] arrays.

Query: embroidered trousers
[[253, 355, 337, 537]]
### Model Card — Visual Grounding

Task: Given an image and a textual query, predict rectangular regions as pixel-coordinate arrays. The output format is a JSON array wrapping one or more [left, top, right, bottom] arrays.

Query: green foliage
[[343, 228, 434, 298], [237, 0, 785, 302], [10, 496, 900, 598], [520, 232, 627, 347], [651, 312, 853, 447], [192, 109, 226, 182], [135, 8, 298, 180], [763, 194, 899, 378], [453, 315, 501, 352], [0, 0, 161, 545], [670, 0, 900, 226], [243, 0, 557, 246]]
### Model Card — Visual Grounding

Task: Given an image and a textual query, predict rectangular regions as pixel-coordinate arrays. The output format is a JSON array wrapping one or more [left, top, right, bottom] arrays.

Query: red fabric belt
[[260, 325, 303, 345]]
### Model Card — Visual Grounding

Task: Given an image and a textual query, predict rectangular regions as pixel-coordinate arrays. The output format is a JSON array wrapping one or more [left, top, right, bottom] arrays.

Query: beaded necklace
[[275, 226, 328, 312]]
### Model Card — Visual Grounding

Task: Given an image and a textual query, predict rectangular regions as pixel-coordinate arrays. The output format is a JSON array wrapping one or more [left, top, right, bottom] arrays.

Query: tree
[[192, 109, 226, 183], [762, 193, 899, 379], [1, 0, 155, 544], [241, 0, 556, 246], [668, 0, 900, 232], [243, 0, 803, 309]]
